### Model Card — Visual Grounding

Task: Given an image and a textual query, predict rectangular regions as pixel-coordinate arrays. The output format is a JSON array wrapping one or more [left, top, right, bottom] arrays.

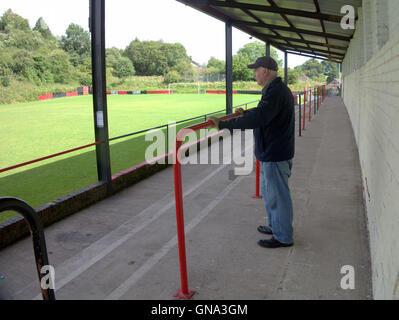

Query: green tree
[[125, 40, 167, 75], [322, 61, 339, 84], [48, 49, 73, 83], [164, 70, 182, 84], [11, 49, 34, 79], [0, 10, 45, 51], [76, 57, 92, 86], [287, 68, 299, 85], [207, 56, 225, 74], [3, 29, 44, 50], [124, 39, 191, 76], [106, 47, 135, 78], [61, 23, 91, 66], [114, 57, 135, 78], [0, 50, 12, 77], [237, 41, 282, 67], [0, 9, 30, 33], [232, 54, 252, 81], [33, 17, 54, 40], [32, 53, 54, 84], [298, 58, 324, 80], [163, 43, 191, 74]]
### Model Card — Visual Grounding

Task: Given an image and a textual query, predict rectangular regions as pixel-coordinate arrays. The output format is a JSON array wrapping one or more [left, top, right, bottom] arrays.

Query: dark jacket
[[219, 77, 295, 162]]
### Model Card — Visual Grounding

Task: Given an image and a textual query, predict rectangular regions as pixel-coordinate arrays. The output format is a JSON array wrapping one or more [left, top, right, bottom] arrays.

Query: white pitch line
[[105, 175, 244, 300]]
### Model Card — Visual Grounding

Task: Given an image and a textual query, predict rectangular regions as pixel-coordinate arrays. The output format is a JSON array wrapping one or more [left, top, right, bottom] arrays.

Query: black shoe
[[257, 225, 273, 235], [258, 237, 293, 248]]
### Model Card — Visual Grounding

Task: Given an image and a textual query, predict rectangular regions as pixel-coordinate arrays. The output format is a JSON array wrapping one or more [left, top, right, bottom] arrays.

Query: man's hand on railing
[[208, 108, 244, 128], [208, 116, 220, 128], [236, 107, 245, 115]]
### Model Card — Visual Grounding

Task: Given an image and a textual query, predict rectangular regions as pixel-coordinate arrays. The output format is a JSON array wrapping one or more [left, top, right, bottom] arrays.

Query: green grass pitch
[[0, 93, 260, 222]]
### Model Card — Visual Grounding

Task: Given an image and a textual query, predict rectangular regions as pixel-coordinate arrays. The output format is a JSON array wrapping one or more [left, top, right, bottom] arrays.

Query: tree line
[[0, 9, 194, 88], [0, 9, 338, 93]]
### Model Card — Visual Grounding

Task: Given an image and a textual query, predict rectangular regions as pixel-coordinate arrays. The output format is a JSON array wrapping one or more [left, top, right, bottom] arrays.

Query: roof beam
[[232, 0, 293, 47], [282, 45, 344, 60], [250, 32, 347, 51], [281, 43, 345, 57], [285, 50, 342, 63], [266, 0, 315, 54], [231, 19, 352, 41], [176, 0, 293, 54], [207, 0, 344, 23], [313, 0, 330, 55]]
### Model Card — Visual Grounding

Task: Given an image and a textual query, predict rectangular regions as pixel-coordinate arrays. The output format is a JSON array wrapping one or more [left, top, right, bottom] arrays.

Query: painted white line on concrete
[[10, 134, 250, 300], [26, 164, 229, 300], [105, 175, 244, 300]]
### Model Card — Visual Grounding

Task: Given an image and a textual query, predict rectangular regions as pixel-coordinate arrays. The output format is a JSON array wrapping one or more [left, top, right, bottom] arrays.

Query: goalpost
[[168, 82, 201, 94]]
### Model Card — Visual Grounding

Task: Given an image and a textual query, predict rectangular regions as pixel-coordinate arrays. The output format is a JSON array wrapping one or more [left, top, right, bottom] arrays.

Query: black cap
[[247, 56, 278, 71]]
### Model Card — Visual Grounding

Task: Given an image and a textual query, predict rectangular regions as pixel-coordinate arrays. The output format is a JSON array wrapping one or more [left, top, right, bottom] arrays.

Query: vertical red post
[[317, 87, 321, 109], [173, 140, 195, 300], [319, 87, 321, 107], [252, 160, 262, 198], [309, 89, 312, 122], [319, 87, 321, 108], [302, 89, 306, 131]]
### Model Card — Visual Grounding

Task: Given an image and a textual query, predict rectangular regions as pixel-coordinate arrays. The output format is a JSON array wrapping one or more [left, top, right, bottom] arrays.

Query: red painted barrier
[[118, 91, 127, 95], [66, 91, 78, 97], [38, 93, 53, 101], [206, 90, 237, 94], [146, 90, 170, 94]]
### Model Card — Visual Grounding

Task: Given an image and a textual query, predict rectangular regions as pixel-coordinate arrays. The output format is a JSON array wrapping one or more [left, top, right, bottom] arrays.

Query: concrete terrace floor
[[0, 96, 372, 300]]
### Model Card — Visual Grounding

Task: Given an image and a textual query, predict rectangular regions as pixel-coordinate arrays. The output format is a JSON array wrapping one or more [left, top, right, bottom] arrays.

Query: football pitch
[[0, 93, 259, 222]]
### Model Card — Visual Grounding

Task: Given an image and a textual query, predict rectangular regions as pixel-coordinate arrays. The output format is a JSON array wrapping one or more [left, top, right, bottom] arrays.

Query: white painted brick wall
[[342, 0, 399, 299], [388, 0, 399, 36]]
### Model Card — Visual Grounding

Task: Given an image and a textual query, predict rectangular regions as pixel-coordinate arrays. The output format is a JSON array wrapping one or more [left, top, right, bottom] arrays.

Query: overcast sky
[[0, 0, 310, 67]]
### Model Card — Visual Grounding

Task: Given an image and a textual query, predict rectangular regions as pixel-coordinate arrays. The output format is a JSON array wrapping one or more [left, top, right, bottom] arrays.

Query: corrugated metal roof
[[176, 0, 362, 62]]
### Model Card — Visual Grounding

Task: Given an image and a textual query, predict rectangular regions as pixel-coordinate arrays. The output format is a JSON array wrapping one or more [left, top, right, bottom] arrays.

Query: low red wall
[[146, 90, 170, 94], [206, 90, 237, 94], [38, 93, 53, 101], [66, 91, 78, 97]]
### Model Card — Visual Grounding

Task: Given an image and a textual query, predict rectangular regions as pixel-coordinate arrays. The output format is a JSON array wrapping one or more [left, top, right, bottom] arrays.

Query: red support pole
[[173, 140, 195, 300], [321, 87, 322, 104], [302, 89, 306, 131], [172, 108, 247, 299], [317, 87, 321, 109], [308, 89, 312, 122], [252, 160, 262, 198], [319, 87, 321, 107]]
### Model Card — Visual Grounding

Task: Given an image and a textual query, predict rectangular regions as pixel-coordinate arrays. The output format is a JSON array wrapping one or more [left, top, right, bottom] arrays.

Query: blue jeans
[[260, 160, 294, 244]]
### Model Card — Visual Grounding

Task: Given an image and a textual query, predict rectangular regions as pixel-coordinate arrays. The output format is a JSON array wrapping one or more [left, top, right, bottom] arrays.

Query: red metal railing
[[0, 141, 104, 174], [252, 160, 262, 199], [173, 108, 254, 299]]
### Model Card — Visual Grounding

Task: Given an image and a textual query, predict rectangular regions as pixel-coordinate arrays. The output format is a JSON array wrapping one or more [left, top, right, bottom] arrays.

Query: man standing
[[208, 56, 295, 248]]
